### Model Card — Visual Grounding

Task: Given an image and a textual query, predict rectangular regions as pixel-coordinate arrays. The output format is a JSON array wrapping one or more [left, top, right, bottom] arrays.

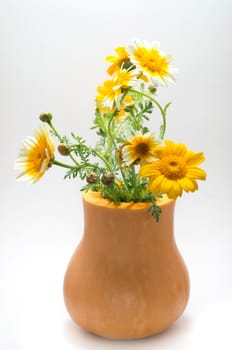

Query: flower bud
[[39, 112, 53, 123], [86, 172, 99, 184], [58, 144, 69, 156], [101, 172, 115, 185], [148, 86, 157, 94]]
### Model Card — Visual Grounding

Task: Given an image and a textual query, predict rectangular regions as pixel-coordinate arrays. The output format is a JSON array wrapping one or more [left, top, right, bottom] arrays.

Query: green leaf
[[148, 203, 162, 222]]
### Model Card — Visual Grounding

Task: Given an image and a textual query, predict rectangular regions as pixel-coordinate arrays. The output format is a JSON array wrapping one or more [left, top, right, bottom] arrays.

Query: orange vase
[[63, 191, 190, 339]]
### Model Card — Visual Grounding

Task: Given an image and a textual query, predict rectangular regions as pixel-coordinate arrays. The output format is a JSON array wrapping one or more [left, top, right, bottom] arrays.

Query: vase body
[[63, 191, 189, 339]]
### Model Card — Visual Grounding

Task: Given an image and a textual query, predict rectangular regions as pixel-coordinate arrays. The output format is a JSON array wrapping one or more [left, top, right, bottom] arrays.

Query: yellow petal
[[160, 177, 173, 193], [187, 167, 207, 180], [186, 152, 205, 166], [115, 47, 128, 57], [105, 55, 117, 63], [177, 177, 198, 192], [148, 175, 164, 194], [125, 95, 134, 104], [166, 181, 183, 199], [139, 162, 161, 178], [154, 147, 166, 159], [107, 64, 119, 76], [164, 140, 175, 152], [172, 143, 188, 156], [160, 178, 182, 199]]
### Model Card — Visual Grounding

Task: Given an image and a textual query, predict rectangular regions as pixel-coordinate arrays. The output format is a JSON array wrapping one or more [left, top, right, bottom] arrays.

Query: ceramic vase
[[63, 191, 189, 339]]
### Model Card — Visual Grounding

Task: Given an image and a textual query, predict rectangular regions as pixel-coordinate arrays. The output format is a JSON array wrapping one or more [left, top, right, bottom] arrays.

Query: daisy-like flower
[[15, 125, 55, 183], [139, 140, 206, 199], [106, 47, 131, 75], [127, 38, 177, 86], [121, 133, 159, 165], [97, 95, 134, 120], [96, 68, 135, 108]]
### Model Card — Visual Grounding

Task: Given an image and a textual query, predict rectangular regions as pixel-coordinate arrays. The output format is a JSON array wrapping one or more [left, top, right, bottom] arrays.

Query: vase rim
[[82, 191, 174, 211]]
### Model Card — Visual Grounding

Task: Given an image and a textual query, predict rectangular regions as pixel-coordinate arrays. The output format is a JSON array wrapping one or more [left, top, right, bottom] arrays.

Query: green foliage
[[70, 133, 91, 161], [148, 200, 162, 222], [101, 184, 124, 204], [47, 84, 172, 221], [81, 182, 103, 193], [64, 163, 100, 180], [124, 99, 153, 133]]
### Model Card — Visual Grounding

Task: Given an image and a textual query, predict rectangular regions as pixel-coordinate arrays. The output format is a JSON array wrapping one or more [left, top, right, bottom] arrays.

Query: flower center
[[27, 145, 49, 174], [134, 48, 168, 76], [160, 155, 186, 179], [135, 142, 149, 156]]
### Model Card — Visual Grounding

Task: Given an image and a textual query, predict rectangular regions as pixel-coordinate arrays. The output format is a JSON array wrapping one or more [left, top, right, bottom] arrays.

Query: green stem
[[107, 114, 129, 190], [69, 143, 112, 171], [92, 149, 112, 171], [48, 121, 81, 166], [53, 159, 97, 173], [47, 121, 63, 143], [52, 159, 76, 170], [68, 152, 79, 166], [115, 113, 130, 134], [130, 89, 168, 139]]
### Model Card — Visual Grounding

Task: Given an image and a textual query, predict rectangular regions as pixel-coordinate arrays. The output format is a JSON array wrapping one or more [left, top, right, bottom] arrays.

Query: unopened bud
[[39, 112, 53, 123], [58, 144, 69, 156], [101, 172, 115, 185], [148, 86, 157, 94], [86, 172, 98, 184]]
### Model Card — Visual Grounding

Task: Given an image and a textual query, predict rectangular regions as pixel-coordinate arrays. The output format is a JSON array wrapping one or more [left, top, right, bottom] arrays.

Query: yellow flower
[[96, 68, 135, 108], [106, 47, 130, 75], [121, 134, 159, 165], [115, 95, 134, 120], [127, 38, 177, 86], [97, 95, 134, 120], [15, 125, 55, 183], [139, 140, 206, 199]]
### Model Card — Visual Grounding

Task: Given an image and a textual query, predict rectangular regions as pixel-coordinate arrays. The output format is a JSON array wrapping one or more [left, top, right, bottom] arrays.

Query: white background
[[1, 0, 232, 349]]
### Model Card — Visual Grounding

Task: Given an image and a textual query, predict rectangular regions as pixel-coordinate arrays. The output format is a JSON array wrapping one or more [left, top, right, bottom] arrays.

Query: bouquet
[[15, 38, 206, 220]]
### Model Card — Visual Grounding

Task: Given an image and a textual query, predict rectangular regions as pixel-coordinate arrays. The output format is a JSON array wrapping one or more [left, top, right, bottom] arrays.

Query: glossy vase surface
[[63, 191, 190, 339]]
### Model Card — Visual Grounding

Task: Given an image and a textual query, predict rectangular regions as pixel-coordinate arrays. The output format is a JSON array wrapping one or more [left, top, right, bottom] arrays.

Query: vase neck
[[81, 196, 176, 259]]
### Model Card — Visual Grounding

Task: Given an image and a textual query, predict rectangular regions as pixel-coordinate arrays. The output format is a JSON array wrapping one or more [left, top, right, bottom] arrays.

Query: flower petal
[[15, 125, 55, 183], [139, 162, 161, 178], [161, 178, 183, 199], [148, 175, 164, 194], [187, 167, 207, 180], [177, 177, 198, 192], [186, 152, 205, 166]]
